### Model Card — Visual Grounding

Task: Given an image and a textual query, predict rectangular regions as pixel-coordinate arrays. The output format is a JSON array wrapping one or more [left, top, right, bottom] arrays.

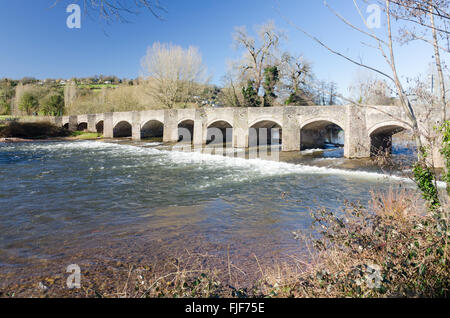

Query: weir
[[54, 105, 446, 167]]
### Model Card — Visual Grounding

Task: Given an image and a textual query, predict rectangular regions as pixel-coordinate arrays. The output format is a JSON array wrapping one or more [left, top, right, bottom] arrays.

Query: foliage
[[0, 99, 10, 115], [439, 120, 450, 195], [0, 122, 70, 139], [262, 66, 279, 107], [0, 79, 16, 115], [285, 89, 311, 106], [413, 162, 441, 208], [41, 93, 64, 116], [18, 92, 39, 115], [411, 120, 449, 209], [262, 189, 449, 298], [242, 80, 261, 107]]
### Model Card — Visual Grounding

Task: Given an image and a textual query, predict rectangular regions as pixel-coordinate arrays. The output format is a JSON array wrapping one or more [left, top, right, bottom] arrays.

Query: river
[[0, 138, 419, 289]]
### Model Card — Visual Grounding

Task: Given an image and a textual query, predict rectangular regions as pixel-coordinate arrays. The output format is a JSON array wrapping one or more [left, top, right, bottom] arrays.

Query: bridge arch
[[141, 119, 164, 139], [249, 118, 283, 129], [299, 118, 345, 151], [368, 121, 412, 156], [367, 121, 411, 137], [249, 119, 282, 147], [178, 119, 194, 142], [77, 122, 88, 131], [113, 121, 132, 138], [206, 120, 233, 145], [300, 117, 344, 131], [95, 120, 104, 134], [62, 118, 69, 129]]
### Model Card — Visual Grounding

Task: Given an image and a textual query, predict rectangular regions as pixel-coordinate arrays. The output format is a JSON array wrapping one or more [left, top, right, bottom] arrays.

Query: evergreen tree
[[262, 66, 279, 107], [242, 80, 261, 107]]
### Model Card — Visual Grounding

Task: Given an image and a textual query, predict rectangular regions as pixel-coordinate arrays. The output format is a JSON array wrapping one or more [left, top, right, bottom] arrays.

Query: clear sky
[[0, 0, 442, 96]]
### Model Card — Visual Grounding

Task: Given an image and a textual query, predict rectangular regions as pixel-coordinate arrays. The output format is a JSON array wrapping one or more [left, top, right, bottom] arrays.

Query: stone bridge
[[54, 105, 445, 166]]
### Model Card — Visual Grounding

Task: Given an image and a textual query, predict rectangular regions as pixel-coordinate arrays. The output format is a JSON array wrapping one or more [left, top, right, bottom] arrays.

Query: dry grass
[[258, 188, 449, 298], [65, 84, 201, 115], [370, 187, 424, 221]]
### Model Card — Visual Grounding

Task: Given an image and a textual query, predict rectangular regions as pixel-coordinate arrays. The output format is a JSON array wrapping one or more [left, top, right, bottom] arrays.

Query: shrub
[[0, 122, 70, 139], [18, 92, 39, 115], [41, 93, 64, 116], [261, 189, 448, 298]]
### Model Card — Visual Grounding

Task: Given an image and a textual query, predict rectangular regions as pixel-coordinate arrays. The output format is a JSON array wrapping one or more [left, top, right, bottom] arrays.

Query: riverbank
[[0, 122, 102, 142]]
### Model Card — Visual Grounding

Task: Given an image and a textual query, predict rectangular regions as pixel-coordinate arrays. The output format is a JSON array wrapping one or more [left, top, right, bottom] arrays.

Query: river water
[[0, 138, 419, 287]]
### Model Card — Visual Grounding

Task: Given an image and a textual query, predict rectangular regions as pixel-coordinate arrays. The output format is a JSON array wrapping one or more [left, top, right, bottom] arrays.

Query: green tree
[[41, 93, 64, 116], [0, 98, 10, 115], [285, 89, 311, 106], [0, 79, 16, 115], [242, 80, 261, 107], [19, 92, 39, 115], [262, 66, 279, 107]]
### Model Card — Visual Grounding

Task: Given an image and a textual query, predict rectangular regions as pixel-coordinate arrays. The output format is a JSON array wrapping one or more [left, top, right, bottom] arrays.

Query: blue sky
[[0, 0, 440, 96]]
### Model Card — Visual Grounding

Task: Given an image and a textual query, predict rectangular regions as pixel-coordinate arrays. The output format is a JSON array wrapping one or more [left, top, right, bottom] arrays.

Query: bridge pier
[[163, 109, 179, 142], [233, 108, 249, 148], [282, 108, 300, 151], [68, 116, 78, 131], [132, 111, 141, 141], [103, 112, 114, 138], [193, 109, 206, 145], [344, 105, 370, 158], [54, 116, 63, 128], [87, 114, 97, 133]]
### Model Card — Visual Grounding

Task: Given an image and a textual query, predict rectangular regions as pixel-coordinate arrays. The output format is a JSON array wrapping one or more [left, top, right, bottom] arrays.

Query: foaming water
[[0, 140, 425, 276]]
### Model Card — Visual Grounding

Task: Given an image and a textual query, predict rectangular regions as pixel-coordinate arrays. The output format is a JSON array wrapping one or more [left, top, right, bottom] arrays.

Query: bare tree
[[349, 70, 397, 105], [232, 21, 284, 99], [390, 0, 449, 122], [140, 42, 209, 109], [280, 53, 316, 105], [51, 0, 167, 22], [219, 73, 244, 108]]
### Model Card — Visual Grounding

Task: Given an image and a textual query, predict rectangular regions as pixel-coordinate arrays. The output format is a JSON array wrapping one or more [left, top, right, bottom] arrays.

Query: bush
[[41, 93, 64, 116], [0, 122, 70, 139], [260, 189, 449, 298], [0, 99, 10, 115], [18, 92, 39, 115]]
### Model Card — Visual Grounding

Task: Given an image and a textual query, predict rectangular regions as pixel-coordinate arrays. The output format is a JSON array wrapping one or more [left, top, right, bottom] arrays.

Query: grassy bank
[[70, 131, 103, 140]]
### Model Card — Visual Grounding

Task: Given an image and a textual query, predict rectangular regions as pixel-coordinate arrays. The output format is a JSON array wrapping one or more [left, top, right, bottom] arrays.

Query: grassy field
[[70, 131, 103, 139], [0, 115, 17, 121], [78, 84, 118, 90]]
